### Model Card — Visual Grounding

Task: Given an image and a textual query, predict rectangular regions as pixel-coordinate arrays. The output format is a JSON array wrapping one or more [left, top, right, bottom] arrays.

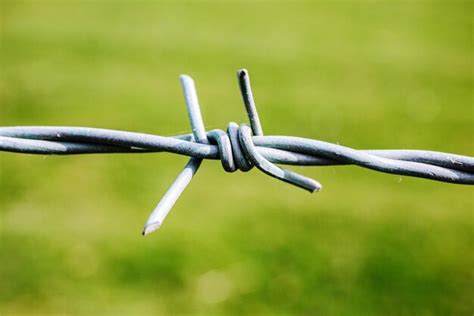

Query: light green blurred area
[[0, 1, 473, 315]]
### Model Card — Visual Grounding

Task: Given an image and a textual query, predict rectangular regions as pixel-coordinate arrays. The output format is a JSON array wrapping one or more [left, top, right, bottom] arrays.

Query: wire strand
[[1, 70, 473, 235]]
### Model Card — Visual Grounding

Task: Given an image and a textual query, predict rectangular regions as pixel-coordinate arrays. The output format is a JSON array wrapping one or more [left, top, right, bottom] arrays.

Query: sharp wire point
[[143, 222, 161, 236], [1, 68, 473, 233]]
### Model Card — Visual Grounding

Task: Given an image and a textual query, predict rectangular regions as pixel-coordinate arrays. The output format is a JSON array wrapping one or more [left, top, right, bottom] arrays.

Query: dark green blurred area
[[0, 1, 473, 315]]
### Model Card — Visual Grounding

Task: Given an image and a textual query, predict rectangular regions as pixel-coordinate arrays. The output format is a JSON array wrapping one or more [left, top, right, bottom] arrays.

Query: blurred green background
[[1, 1, 473, 315]]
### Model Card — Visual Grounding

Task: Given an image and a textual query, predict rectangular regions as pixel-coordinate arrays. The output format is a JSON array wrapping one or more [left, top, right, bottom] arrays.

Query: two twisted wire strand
[[1, 127, 473, 180], [1, 69, 473, 234]]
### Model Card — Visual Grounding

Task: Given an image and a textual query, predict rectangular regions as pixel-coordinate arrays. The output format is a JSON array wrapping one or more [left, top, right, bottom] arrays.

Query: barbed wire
[[1, 69, 473, 235]]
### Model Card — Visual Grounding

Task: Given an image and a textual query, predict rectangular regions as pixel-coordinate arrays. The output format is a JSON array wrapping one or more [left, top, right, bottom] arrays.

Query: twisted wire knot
[[207, 123, 320, 192], [180, 69, 321, 197], [207, 123, 253, 173]]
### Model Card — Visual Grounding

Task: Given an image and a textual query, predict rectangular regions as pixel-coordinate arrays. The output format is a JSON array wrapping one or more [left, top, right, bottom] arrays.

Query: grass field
[[0, 1, 473, 315]]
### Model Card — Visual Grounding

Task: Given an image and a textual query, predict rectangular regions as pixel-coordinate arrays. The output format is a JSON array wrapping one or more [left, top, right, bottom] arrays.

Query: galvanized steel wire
[[1, 69, 473, 235]]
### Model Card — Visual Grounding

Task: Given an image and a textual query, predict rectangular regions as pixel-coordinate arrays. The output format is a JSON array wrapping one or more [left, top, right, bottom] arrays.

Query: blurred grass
[[0, 1, 473, 315]]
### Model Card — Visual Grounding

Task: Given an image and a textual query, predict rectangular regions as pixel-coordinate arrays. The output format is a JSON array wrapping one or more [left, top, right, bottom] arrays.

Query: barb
[[142, 75, 207, 236], [1, 69, 473, 235]]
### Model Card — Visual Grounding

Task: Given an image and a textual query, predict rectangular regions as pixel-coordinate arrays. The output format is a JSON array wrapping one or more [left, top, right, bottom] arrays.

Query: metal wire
[[1, 69, 473, 235]]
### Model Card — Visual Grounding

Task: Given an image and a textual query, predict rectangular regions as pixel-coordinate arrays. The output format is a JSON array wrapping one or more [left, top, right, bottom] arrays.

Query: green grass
[[1, 1, 473, 315]]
